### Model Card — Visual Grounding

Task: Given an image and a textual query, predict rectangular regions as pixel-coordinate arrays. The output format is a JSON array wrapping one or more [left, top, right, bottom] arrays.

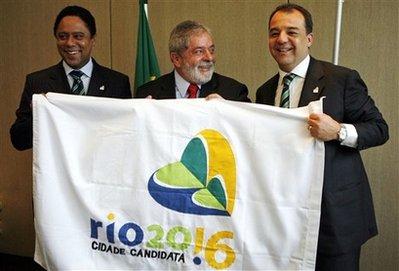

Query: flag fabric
[[134, 0, 160, 91], [33, 93, 325, 270]]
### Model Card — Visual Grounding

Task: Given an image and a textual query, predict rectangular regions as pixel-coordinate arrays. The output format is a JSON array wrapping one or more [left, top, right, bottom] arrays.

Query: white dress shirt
[[174, 70, 200, 99], [63, 58, 93, 95], [274, 55, 309, 108]]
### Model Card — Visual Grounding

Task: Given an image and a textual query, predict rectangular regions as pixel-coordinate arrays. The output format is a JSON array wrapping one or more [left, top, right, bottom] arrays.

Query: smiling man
[[10, 6, 132, 151], [135, 20, 250, 102], [256, 3, 388, 271]]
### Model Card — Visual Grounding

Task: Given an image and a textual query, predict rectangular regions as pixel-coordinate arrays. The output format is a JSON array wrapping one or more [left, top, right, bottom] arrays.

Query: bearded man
[[135, 20, 250, 102]]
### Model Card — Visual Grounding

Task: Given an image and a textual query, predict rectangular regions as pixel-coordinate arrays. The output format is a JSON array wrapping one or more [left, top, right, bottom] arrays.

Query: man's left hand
[[205, 93, 224, 100], [308, 113, 340, 141]]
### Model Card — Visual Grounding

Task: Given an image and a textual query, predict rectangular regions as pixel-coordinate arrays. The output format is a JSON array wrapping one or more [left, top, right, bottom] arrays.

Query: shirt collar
[[278, 54, 310, 79], [174, 70, 200, 97], [63, 58, 93, 78]]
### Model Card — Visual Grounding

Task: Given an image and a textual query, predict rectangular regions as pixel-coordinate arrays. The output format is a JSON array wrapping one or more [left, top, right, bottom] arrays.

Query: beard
[[183, 60, 215, 85]]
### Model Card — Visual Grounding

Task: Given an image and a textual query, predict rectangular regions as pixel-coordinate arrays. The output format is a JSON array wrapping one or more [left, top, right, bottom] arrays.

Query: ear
[[91, 34, 96, 47], [170, 52, 181, 68], [306, 33, 314, 48]]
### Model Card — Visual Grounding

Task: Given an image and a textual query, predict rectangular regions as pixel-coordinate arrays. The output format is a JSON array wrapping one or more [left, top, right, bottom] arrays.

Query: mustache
[[197, 61, 215, 69]]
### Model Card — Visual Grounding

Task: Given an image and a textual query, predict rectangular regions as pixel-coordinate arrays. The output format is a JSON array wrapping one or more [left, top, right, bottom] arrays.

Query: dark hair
[[53, 6, 96, 37], [269, 3, 313, 34]]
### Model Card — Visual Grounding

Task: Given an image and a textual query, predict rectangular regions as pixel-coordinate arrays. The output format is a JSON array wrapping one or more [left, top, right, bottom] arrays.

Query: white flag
[[33, 93, 324, 270]]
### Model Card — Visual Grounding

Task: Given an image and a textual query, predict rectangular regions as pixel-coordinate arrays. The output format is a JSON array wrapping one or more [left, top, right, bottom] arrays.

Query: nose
[[203, 49, 214, 62], [65, 35, 76, 46], [276, 31, 288, 43]]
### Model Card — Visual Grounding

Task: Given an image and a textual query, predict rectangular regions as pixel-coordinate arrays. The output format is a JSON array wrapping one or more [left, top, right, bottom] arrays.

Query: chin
[[66, 59, 83, 68], [68, 63, 83, 69], [276, 58, 293, 67], [199, 73, 213, 83]]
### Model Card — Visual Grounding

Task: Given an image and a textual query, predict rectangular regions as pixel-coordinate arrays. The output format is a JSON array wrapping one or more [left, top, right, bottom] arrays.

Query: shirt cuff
[[340, 123, 358, 148]]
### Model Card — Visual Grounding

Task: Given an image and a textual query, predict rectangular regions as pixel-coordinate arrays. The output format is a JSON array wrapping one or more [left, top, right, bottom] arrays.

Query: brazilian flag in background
[[134, 0, 160, 91]]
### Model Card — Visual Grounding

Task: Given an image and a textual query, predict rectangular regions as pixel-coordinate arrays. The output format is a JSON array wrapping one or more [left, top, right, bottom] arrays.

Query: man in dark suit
[[136, 20, 250, 102], [10, 6, 132, 151], [256, 4, 388, 271]]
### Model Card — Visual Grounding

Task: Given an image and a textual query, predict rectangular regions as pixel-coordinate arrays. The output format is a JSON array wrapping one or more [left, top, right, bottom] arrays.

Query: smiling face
[[268, 9, 313, 72], [171, 31, 215, 85], [55, 16, 95, 69]]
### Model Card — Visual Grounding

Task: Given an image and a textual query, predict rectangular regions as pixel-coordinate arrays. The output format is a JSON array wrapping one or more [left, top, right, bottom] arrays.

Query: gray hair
[[169, 20, 212, 54]]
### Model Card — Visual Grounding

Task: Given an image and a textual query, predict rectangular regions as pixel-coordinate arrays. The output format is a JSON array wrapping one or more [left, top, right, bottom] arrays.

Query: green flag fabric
[[134, 0, 160, 91]]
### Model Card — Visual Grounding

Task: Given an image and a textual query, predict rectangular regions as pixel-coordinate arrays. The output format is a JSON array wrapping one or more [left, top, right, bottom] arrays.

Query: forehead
[[56, 16, 90, 33], [187, 31, 214, 48], [269, 10, 306, 30]]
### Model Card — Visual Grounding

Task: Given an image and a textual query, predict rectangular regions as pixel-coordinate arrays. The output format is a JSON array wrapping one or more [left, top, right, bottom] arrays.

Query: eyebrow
[[57, 31, 85, 34], [269, 26, 301, 32], [192, 45, 215, 50]]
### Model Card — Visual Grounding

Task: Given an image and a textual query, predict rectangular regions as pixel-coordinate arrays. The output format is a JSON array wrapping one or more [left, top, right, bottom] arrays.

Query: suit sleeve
[[256, 84, 269, 104], [118, 75, 132, 99], [10, 75, 34, 150], [343, 70, 389, 150], [135, 84, 152, 98], [218, 79, 251, 102], [236, 83, 251, 102], [135, 85, 145, 98], [122, 75, 132, 98]]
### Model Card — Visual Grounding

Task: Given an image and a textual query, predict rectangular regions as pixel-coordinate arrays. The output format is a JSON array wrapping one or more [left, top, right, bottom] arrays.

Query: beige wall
[[0, 0, 397, 269]]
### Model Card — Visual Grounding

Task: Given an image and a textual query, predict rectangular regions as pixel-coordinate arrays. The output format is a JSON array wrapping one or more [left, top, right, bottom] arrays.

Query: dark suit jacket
[[10, 59, 132, 151], [135, 71, 251, 102], [256, 57, 389, 255]]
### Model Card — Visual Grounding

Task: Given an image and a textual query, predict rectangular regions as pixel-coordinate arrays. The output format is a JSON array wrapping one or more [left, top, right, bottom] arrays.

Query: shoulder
[[94, 62, 130, 81], [212, 73, 246, 88], [311, 57, 360, 80], [91, 60, 132, 98], [138, 72, 173, 90], [26, 63, 62, 80], [135, 72, 174, 98], [209, 73, 250, 102], [257, 73, 279, 92]]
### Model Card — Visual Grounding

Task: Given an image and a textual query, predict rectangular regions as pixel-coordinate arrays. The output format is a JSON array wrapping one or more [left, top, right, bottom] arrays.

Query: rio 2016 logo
[[90, 129, 237, 269], [148, 129, 236, 216]]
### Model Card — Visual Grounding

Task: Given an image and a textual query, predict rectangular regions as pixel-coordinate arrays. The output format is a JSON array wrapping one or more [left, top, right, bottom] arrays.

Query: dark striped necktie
[[280, 73, 296, 108], [70, 70, 85, 95]]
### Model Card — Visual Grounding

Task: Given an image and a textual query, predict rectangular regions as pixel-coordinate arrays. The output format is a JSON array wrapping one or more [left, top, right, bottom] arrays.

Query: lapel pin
[[100, 85, 105, 91], [312, 87, 319, 93]]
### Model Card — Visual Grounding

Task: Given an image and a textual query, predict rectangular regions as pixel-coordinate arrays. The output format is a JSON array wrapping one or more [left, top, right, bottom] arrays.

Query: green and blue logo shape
[[148, 129, 236, 216]]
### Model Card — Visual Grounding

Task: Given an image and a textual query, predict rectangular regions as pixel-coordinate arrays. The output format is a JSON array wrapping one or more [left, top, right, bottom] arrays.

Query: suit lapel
[[48, 62, 70, 94], [159, 72, 177, 99], [87, 60, 107, 97], [199, 73, 218, 97], [299, 57, 325, 107], [264, 74, 279, 105]]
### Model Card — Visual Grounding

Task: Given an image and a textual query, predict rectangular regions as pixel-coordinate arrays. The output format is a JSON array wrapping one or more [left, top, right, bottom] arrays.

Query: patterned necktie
[[187, 83, 199, 98], [280, 73, 296, 108], [70, 70, 85, 95]]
